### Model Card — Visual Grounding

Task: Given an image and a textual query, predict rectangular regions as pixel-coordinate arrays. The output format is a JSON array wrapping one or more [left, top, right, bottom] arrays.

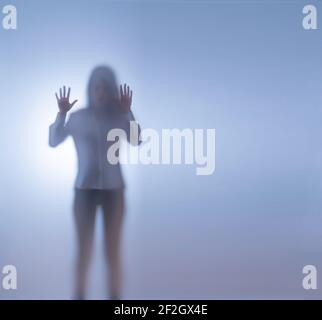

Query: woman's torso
[[68, 108, 127, 190]]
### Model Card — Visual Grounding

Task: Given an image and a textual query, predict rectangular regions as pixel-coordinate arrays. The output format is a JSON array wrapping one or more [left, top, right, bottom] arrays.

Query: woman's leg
[[73, 189, 97, 299], [102, 190, 125, 300]]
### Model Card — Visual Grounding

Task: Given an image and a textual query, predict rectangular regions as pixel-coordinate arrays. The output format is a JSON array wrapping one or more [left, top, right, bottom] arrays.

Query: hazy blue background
[[0, 0, 322, 299]]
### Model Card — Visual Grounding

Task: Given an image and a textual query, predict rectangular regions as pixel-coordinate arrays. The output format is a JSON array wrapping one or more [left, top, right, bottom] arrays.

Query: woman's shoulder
[[69, 107, 91, 120]]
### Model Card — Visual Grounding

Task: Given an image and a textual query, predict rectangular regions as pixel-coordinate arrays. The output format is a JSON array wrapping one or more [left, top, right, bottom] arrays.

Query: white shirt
[[49, 108, 138, 190]]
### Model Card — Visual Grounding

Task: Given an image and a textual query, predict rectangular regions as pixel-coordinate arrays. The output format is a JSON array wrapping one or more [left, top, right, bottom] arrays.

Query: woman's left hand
[[119, 84, 133, 113]]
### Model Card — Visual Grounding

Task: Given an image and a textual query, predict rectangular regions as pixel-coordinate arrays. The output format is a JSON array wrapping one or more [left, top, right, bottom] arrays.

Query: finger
[[67, 87, 71, 99], [124, 84, 127, 96], [130, 90, 133, 99], [55, 93, 59, 102], [120, 84, 123, 97], [127, 85, 130, 96], [71, 100, 78, 107], [63, 86, 66, 98]]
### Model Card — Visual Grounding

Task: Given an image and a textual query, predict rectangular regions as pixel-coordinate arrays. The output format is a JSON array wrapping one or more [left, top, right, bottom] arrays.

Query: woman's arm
[[124, 111, 142, 146], [49, 112, 70, 147], [49, 86, 78, 147], [119, 84, 142, 146]]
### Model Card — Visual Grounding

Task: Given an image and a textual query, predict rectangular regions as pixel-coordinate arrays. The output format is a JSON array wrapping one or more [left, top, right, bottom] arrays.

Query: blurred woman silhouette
[[49, 66, 141, 300]]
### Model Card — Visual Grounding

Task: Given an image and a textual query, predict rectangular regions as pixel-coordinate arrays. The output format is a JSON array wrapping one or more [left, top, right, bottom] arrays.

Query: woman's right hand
[[55, 86, 78, 114]]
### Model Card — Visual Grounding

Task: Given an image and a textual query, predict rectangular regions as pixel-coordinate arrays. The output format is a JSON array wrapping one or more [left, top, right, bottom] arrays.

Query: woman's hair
[[87, 65, 119, 108]]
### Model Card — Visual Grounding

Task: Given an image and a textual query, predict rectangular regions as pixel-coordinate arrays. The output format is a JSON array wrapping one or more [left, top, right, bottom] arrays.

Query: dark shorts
[[74, 188, 124, 213]]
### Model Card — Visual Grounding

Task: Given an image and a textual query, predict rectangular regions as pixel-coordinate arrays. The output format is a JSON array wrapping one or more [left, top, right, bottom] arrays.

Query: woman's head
[[87, 66, 119, 110]]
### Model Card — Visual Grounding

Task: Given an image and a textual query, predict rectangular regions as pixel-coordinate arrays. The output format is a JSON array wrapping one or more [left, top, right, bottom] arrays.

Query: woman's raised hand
[[119, 84, 133, 113], [55, 86, 78, 114]]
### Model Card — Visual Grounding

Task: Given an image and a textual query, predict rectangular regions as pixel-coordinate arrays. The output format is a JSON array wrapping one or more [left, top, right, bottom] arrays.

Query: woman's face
[[91, 79, 113, 109]]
